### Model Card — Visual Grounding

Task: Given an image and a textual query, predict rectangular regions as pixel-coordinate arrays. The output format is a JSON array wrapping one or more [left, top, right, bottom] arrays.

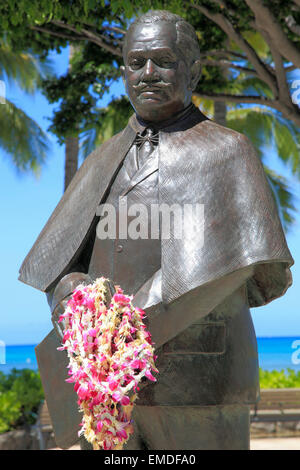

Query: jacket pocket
[[163, 321, 226, 355]]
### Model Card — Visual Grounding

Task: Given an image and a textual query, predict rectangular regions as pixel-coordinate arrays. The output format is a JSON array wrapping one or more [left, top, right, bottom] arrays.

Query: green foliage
[[0, 391, 22, 434], [42, 42, 121, 141], [226, 106, 299, 230], [259, 368, 300, 389], [0, 100, 50, 174], [0, 0, 298, 223], [81, 96, 133, 158], [0, 44, 52, 93], [0, 41, 52, 174], [0, 369, 44, 434], [226, 106, 300, 176]]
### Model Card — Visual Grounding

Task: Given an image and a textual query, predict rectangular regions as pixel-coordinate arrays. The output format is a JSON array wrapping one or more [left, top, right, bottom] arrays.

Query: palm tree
[[193, 30, 300, 232], [64, 44, 79, 192], [226, 105, 298, 230], [0, 42, 51, 174]]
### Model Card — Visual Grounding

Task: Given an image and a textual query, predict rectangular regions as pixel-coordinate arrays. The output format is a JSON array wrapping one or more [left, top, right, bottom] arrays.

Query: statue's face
[[121, 21, 193, 122]]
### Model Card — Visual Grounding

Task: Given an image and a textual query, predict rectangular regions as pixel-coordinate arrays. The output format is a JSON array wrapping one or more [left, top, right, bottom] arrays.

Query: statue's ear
[[120, 65, 126, 86], [189, 60, 201, 91]]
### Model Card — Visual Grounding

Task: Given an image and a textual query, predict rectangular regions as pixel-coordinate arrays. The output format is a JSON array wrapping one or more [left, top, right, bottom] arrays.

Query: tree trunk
[[213, 49, 228, 127], [213, 101, 227, 126], [64, 135, 79, 191], [63, 44, 79, 193]]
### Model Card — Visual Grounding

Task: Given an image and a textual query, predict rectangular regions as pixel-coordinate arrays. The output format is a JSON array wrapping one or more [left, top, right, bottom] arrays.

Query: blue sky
[[0, 47, 299, 345]]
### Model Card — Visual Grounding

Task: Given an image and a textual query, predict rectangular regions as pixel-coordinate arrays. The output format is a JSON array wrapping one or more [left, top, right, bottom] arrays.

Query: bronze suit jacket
[[19, 106, 293, 304], [19, 106, 294, 447]]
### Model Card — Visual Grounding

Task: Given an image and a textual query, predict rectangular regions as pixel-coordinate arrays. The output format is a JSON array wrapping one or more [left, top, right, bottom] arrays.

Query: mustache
[[132, 82, 172, 93]]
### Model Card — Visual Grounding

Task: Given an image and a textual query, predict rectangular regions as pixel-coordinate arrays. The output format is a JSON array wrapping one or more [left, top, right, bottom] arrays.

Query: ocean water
[[256, 336, 300, 372], [0, 337, 300, 375], [0, 344, 38, 375]]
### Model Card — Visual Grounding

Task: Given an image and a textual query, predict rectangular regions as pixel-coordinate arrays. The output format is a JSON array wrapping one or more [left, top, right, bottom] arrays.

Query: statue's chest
[[88, 144, 161, 294]]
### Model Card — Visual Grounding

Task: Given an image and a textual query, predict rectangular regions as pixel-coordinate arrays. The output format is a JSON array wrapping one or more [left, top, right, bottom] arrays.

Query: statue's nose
[[142, 59, 159, 81]]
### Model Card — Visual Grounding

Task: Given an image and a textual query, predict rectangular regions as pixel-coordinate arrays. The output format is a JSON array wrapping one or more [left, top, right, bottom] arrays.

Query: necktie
[[135, 128, 159, 169]]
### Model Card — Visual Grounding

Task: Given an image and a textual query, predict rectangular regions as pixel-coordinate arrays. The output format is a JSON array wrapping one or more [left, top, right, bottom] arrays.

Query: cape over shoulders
[[19, 110, 293, 299]]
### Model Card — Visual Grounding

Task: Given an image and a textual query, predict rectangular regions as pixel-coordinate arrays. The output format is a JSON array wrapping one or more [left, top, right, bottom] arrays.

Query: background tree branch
[[245, 0, 300, 69], [190, 2, 277, 94]]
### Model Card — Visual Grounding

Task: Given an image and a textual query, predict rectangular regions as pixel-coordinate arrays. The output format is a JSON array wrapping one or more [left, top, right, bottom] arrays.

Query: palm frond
[[0, 43, 53, 94], [0, 99, 50, 174], [229, 76, 274, 99], [264, 165, 297, 231], [226, 106, 273, 159], [81, 96, 132, 160], [192, 95, 214, 119], [226, 107, 300, 177]]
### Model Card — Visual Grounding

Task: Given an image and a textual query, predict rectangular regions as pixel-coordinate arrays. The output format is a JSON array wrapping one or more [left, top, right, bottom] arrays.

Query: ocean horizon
[[0, 336, 300, 375]]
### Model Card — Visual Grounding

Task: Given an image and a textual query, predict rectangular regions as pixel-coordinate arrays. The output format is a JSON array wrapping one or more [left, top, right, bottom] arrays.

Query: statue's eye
[[158, 57, 176, 68], [129, 59, 145, 70]]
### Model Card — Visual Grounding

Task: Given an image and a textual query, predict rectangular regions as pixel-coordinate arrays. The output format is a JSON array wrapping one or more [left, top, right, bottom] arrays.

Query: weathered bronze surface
[[19, 10, 293, 450]]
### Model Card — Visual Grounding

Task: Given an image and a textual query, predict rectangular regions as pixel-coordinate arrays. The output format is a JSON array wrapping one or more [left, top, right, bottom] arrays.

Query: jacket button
[[116, 244, 123, 253]]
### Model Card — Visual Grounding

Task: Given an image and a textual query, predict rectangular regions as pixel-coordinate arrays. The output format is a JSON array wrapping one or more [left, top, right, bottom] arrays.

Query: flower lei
[[58, 277, 158, 450]]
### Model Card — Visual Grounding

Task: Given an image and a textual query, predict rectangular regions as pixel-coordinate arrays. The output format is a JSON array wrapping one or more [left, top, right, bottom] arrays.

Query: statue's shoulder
[[192, 118, 255, 160]]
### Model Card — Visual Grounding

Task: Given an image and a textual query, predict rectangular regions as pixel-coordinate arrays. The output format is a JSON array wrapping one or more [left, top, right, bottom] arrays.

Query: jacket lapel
[[121, 147, 159, 197]]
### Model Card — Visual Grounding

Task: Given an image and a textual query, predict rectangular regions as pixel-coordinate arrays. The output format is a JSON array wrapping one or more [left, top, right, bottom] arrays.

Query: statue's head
[[121, 10, 201, 123]]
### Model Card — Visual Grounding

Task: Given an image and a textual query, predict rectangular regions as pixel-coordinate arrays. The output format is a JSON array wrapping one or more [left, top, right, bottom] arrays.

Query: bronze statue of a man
[[19, 10, 293, 450]]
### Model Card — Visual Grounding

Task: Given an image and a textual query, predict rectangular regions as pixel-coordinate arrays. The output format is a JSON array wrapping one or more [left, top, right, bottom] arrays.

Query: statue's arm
[[47, 263, 253, 349], [132, 265, 255, 350]]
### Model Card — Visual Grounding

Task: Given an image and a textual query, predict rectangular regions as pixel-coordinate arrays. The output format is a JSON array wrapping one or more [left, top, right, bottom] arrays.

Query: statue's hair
[[123, 10, 200, 66]]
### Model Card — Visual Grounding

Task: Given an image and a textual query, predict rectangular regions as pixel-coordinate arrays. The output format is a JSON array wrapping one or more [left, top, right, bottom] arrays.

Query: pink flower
[[113, 293, 130, 305], [121, 396, 130, 406], [58, 312, 69, 323], [98, 304, 107, 315], [112, 391, 122, 402], [116, 429, 128, 440], [67, 298, 76, 309], [63, 330, 72, 342], [77, 384, 89, 400], [65, 377, 75, 383], [103, 439, 113, 450], [83, 297, 95, 310], [122, 308, 132, 320], [96, 421, 103, 432], [144, 331, 152, 344], [108, 380, 119, 391], [130, 359, 141, 369], [73, 290, 84, 305], [145, 370, 156, 382], [87, 328, 97, 337], [136, 308, 145, 318]]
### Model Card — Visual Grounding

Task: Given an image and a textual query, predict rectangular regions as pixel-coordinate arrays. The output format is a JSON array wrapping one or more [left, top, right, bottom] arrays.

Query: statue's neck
[[136, 103, 195, 131]]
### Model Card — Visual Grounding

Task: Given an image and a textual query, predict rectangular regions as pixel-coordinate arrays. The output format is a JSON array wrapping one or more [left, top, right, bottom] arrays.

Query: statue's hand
[[51, 296, 71, 342], [51, 277, 116, 342], [50, 272, 92, 342]]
